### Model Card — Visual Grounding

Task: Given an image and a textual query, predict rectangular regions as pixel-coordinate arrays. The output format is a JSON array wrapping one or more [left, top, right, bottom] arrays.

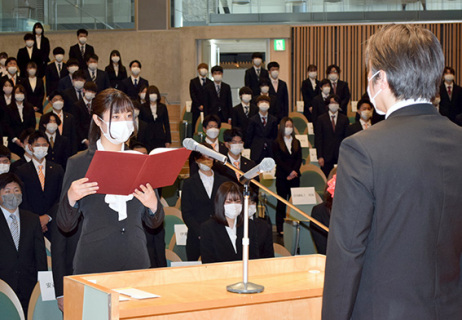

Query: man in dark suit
[[315, 94, 349, 177], [246, 95, 278, 163], [311, 79, 332, 129], [16, 131, 64, 242], [244, 52, 269, 98], [58, 58, 79, 92], [39, 112, 71, 169], [346, 98, 374, 137], [301, 64, 320, 122], [120, 60, 149, 101], [439, 66, 462, 123], [267, 61, 289, 120], [231, 86, 258, 145], [189, 63, 212, 128], [83, 54, 111, 93], [204, 65, 233, 124], [16, 33, 41, 78], [73, 82, 97, 151], [1, 57, 23, 87], [68, 29, 95, 70], [45, 47, 68, 97], [0, 173, 47, 314], [323, 24, 462, 320], [326, 64, 351, 114], [258, 78, 280, 121], [63, 70, 86, 115]]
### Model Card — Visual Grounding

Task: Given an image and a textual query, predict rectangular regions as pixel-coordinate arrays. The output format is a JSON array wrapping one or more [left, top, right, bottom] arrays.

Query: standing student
[[189, 63, 212, 128], [301, 64, 320, 122], [244, 52, 269, 98], [45, 47, 68, 97], [83, 54, 111, 93], [326, 64, 351, 114], [231, 86, 258, 144], [439, 66, 462, 122], [17, 33, 41, 78], [204, 65, 233, 123], [32, 22, 50, 78], [310, 79, 332, 129], [120, 60, 149, 100], [57, 58, 79, 92], [39, 112, 72, 169], [0, 78, 14, 118], [105, 50, 127, 90], [258, 78, 279, 119], [1, 57, 22, 87], [272, 117, 302, 235], [10, 128, 35, 173], [0, 146, 11, 174], [22, 61, 45, 112], [62, 70, 86, 115], [57, 88, 164, 275], [346, 99, 374, 137], [73, 82, 97, 151], [68, 29, 95, 70], [267, 61, 289, 120], [0, 52, 8, 77]]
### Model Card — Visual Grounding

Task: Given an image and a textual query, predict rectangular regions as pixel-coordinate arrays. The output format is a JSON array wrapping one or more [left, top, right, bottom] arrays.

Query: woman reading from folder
[[57, 88, 164, 275]]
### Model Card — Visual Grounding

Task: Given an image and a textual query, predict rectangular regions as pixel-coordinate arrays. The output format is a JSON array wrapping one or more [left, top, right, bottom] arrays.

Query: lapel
[[28, 161, 46, 193], [10, 103, 21, 123], [0, 210, 17, 250], [193, 173, 211, 201]]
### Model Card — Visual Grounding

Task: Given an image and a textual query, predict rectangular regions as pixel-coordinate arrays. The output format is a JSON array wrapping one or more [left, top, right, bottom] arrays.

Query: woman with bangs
[[57, 88, 164, 275], [105, 50, 127, 89], [200, 181, 259, 263]]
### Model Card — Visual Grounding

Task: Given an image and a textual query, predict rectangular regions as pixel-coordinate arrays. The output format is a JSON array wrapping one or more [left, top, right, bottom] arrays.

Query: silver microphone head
[[182, 138, 197, 151], [260, 158, 276, 172]]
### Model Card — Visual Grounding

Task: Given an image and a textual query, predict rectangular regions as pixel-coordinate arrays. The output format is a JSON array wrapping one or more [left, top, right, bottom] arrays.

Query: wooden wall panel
[[292, 23, 462, 113]]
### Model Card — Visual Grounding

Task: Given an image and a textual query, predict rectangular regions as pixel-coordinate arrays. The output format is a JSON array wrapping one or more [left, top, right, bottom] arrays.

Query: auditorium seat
[[273, 243, 292, 257], [0, 279, 24, 320], [27, 283, 61, 320]]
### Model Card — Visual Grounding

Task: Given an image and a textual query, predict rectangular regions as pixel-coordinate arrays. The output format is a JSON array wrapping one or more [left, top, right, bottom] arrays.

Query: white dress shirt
[[328, 111, 337, 125], [16, 102, 24, 122], [310, 78, 317, 90], [360, 118, 372, 130], [284, 136, 293, 154], [198, 170, 214, 198], [29, 77, 37, 92], [225, 222, 237, 253], [385, 98, 431, 119], [205, 137, 219, 153]]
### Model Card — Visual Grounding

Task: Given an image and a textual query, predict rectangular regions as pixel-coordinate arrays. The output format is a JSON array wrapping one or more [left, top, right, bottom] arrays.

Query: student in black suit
[[10, 128, 35, 173], [258, 78, 279, 120], [4, 84, 36, 158], [120, 60, 149, 100], [57, 88, 164, 275], [248, 189, 274, 258], [73, 82, 97, 151], [346, 99, 374, 137], [439, 66, 462, 122], [0, 79, 14, 118], [58, 58, 79, 92], [323, 25, 462, 320], [246, 95, 278, 164], [1, 57, 22, 87], [17, 33, 41, 78], [189, 63, 212, 128], [311, 79, 332, 129], [0, 146, 11, 174], [63, 70, 86, 115], [231, 86, 258, 144], [326, 64, 351, 114], [244, 52, 269, 98], [23, 61, 45, 112], [0, 173, 47, 314], [301, 64, 320, 122], [83, 54, 111, 93], [267, 61, 289, 120], [32, 22, 50, 78], [68, 29, 95, 70], [45, 47, 68, 97], [273, 117, 302, 235], [104, 50, 127, 90], [182, 145, 228, 261], [200, 181, 258, 263], [16, 131, 64, 241], [315, 94, 349, 177], [204, 65, 233, 123], [0, 52, 8, 77], [39, 112, 71, 169]]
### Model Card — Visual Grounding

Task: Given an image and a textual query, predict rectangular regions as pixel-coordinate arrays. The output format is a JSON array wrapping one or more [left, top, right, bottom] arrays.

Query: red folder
[[85, 148, 191, 195]]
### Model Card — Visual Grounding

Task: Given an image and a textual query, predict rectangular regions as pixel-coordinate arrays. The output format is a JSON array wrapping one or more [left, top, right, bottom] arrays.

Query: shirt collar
[[359, 118, 371, 126], [385, 98, 431, 119], [228, 153, 241, 164], [32, 157, 46, 169], [1, 206, 19, 222], [96, 139, 124, 152], [328, 111, 337, 117], [198, 169, 214, 180], [46, 131, 56, 141]]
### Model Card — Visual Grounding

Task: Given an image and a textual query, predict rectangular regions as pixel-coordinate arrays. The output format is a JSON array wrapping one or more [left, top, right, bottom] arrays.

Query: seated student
[[16, 33, 41, 78], [40, 112, 71, 169], [73, 82, 97, 151], [182, 146, 228, 261], [315, 94, 349, 177], [22, 61, 45, 112], [258, 78, 279, 120], [346, 99, 374, 137], [246, 95, 278, 164], [0, 52, 8, 77], [45, 47, 68, 97], [10, 128, 35, 173], [135, 85, 148, 107], [120, 60, 149, 100], [301, 64, 321, 122], [231, 86, 258, 144], [310, 169, 336, 255], [204, 65, 233, 123], [188, 114, 228, 176], [267, 61, 289, 120], [68, 28, 95, 70], [248, 188, 274, 258], [0, 172, 47, 314], [311, 79, 332, 129], [200, 181, 258, 263], [0, 145, 11, 174], [105, 50, 127, 90], [16, 130, 64, 241], [0, 78, 14, 114], [63, 70, 86, 115], [58, 58, 79, 92], [83, 54, 111, 93]]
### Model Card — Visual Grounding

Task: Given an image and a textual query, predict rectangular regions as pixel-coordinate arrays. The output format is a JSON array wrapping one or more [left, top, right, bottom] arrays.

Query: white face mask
[[213, 74, 222, 82], [260, 86, 269, 94], [74, 80, 84, 90], [360, 110, 372, 121], [271, 70, 279, 79], [99, 118, 134, 144], [24, 143, 33, 156], [199, 68, 208, 77], [224, 203, 242, 220], [249, 204, 257, 217], [284, 127, 293, 136], [253, 58, 262, 67], [3, 87, 13, 95], [241, 94, 252, 104], [15, 94, 25, 102], [329, 103, 339, 113], [308, 71, 317, 79], [79, 37, 87, 45], [35, 28, 43, 35], [33, 146, 48, 160], [52, 101, 64, 110], [367, 70, 385, 115], [84, 92, 94, 100], [328, 73, 339, 81], [55, 54, 64, 62], [229, 143, 244, 156], [444, 74, 454, 82], [111, 56, 120, 63], [198, 162, 212, 172], [131, 67, 141, 76], [206, 127, 219, 139], [150, 94, 158, 102], [28, 69, 36, 77], [259, 103, 270, 112], [8, 66, 17, 75], [139, 92, 146, 100], [68, 66, 79, 74], [322, 86, 331, 95], [0, 58, 6, 66], [46, 122, 58, 134], [0, 163, 10, 174], [88, 63, 98, 71], [25, 40, 34, 48]]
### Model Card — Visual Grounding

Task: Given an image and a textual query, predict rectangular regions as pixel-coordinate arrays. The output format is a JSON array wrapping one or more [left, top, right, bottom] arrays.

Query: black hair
[[326, 64, 340, 75], [66, 58, 79, 67], [211, 65, 223, 74], [23, 33, 34, 41], [239, 86, 253, 96], [326, 94, 341, 105], [40, 112, 62, 127], [48, 90, 64, 101], [53, 47, 65, 55], [0, 173, 24, 192], [213, 181, 243, 227], [28, 130, 49, 145], [129, 60, 142, 68], [307, 64, 317, 72], [319, 78, 332, 87], [267, 61, 280, 70], [0, 145, 11, 160], [32, 22, 44, 36], [72, 70, 86, 80], [19, 128, 35, 144], [251, 52, 263, 59], [77, 29, 88, 36], [84, 81, 98, 92], [86, 54, 99, 62], [191, 142, 213, 161], [202, 114, 221, 129], [6, 57, 17, 65], [146, 85, 161, 104], [259, 78, 271, 87], [223, 128, 243, 143]]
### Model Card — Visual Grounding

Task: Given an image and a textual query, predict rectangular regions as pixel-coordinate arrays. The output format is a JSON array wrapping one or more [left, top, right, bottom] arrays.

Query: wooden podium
[[64, 255, 325, 320]]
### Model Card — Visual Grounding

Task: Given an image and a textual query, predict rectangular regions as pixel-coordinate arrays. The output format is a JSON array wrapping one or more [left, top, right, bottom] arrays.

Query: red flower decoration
[[327, 174, 337, 198]]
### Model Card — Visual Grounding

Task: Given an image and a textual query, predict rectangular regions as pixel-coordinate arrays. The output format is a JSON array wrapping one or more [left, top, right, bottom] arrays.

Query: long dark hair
[[88, 88, 136, 146], [213, 181, 243, 227], [276, 117, 299, 154], [107, 50, 126, 73], [32, 22, 45, 36]]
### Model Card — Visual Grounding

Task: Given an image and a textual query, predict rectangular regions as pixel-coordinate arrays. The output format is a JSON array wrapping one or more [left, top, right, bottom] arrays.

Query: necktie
[[448, 86, 452, 99], [80, 45, 85, 57], [78, 90, 82, 100], [216, 84, 220, 98], [332, 82, 337, 94], [233, 161, 241, 180], [202, 78, 206, 86], [10, 214, 19, 250], [91, 71, 96, 81], [38, 165, 45, 191], [244, 106, 249, 116], [87, 103, 91, 113], [331, 115, 336, 132], [211, 143, 216, 150], [134, 78, 138, 87], [256, 68, 260, 77], [58, 63, 61, 76], [364, 123, 369, 130], [58, 113, 63, 134], [262, 117, 266, 126], [50, 136, 54, 148]]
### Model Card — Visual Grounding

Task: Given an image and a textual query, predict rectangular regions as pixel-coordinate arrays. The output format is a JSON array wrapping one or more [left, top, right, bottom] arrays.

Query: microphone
[[239, 158, 276, 184], [182, 138, 227, 164]]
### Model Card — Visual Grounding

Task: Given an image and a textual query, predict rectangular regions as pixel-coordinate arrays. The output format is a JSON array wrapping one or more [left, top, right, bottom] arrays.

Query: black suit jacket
[[439, 82, 462, 122], [73, 99, 92, 150], [68, 43, 95, 69], [120, 77, 149, 100], [323, 104, 462, 319], [84, 68, 111, 92], [200, 218, 258, 263], [246, 113, 278, 162], [244, 67, 269, 97], [17, 46, 42, 77], [58, 74, 73, 92], [45, 133, 72, 169], [63, 86, 80, 115], [45, 62, 68, 96], [251, 216, 274, 258], [309, 203, 330, 254], [231, 103, 258, 145], [269, 79, 289, 119], [204, 81, 233, 121], [22, 76, 45, 111], [34, 36, 50, 77], [311, 94, 329, 129], [4, 101, 36, 156], [346, 121, 363, 137], [188, 141, 228, 176], [39, 110, 78, 155], [314, 113, 349, 163], [138, 102, 172, 151], [189, 76, 212, 116], [214, 154, 256, 184], [301, 78, 320, 121], [105, 65, 127, 89], [330, 80, 351, 114], [0, 209, 47, 312], [272, 138, 302, 179]]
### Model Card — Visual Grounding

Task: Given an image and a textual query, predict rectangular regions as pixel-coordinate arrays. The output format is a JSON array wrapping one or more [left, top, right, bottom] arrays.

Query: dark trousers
[[276, 176, 300, 233], [143, 223, 167, 268], [321, 161, 335, 178], [186, 231, 200, 261]]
